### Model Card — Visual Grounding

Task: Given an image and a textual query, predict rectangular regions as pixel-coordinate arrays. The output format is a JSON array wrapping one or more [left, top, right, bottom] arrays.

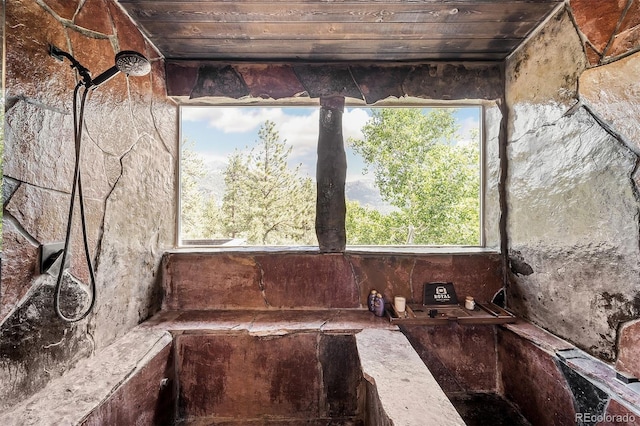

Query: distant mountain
[[196, 157, 226, 204], [196, 169, 225, 203], [346, 180, 396, 214]]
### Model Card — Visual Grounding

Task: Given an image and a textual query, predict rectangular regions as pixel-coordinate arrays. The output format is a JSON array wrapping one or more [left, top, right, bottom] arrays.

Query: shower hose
[[53, 82, 97, 322]]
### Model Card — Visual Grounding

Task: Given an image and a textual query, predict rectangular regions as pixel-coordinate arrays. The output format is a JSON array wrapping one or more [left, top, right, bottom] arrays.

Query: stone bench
[[0, 327, 173, 425], [356, 328, 465, 426]]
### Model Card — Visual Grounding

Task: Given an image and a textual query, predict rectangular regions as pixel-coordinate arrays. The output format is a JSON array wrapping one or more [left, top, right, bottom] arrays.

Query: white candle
[[394, 296, 406, 313], [465, 296, 475, 310]]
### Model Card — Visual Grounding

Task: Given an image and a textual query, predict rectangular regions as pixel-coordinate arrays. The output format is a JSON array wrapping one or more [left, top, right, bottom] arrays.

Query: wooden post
[[316, 96, 347, 252]]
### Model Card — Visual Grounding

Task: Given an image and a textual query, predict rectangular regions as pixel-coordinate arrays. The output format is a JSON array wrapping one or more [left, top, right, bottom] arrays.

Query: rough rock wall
[[1, 0, 177, 409], [505, 4, 640, 365]]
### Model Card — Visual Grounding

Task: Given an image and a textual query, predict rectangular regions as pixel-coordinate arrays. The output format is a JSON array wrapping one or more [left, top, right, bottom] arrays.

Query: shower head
[[90, 50, 151, 88], [49, 45, 152, 88], [116, 51, 151, 76]]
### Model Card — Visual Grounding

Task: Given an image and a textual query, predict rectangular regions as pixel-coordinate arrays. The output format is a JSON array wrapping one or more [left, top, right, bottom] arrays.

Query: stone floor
[[449, 392, 531, 426], [176, 395, 528, 426]]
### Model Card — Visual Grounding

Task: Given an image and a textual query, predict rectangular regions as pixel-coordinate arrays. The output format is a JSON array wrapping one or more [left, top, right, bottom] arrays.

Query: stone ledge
[[166, 246, 500, 255], [141, 309, 398, 335], [0, 327, 173, 426], [501, 320, 575, 353], [355, 328, 465, 426], [1, 310, 499, 425], [557, 348, 640, 413]]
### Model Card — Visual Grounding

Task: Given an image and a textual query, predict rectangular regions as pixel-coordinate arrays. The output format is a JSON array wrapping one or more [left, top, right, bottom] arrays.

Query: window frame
[[176, 101, 489, 251]]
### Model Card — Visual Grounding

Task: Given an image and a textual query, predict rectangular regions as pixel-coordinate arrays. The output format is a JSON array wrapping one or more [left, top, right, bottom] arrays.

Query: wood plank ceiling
[[119, 0, 563, 63]]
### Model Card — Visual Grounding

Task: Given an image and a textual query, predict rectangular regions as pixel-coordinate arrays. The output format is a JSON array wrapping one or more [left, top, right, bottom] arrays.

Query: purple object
[[374, 294, 386, 317], [368, 290, 377, 312]]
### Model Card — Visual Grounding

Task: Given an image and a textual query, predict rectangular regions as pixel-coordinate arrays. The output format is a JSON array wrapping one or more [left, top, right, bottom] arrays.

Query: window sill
[[169, 245, 499, 255]]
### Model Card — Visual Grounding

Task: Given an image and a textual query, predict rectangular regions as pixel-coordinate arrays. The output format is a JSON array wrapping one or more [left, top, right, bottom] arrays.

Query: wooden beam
[[138, 21, 534, 39], [153, 38, 520, 60], [316, 96, 347, 253], [121, 2, 560, 24]]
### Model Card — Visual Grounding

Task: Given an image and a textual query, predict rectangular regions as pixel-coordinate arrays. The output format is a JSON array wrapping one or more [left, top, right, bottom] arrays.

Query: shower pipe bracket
[[49, 44, 93, 87], [40, 241, 71, 276]]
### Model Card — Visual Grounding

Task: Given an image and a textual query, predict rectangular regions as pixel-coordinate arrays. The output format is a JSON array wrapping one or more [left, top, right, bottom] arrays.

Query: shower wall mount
[[40, 241, 71, 277]]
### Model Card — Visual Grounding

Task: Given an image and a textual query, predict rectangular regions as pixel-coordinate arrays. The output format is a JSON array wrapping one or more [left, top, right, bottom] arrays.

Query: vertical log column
[[316, 96, 347, 252]]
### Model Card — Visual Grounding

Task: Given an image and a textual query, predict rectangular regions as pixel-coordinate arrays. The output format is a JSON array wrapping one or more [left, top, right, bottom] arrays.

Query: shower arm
[[49, 45, 93, 87]]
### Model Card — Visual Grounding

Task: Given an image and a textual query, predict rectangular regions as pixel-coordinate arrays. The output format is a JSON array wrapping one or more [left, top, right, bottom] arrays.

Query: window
[[179, 105, 482, 247]]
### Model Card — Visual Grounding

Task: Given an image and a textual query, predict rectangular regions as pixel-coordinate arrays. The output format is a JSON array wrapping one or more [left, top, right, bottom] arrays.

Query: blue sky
[[181, 105, 480, 182]]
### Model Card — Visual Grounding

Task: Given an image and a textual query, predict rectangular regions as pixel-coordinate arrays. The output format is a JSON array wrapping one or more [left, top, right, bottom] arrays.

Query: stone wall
[[505, 2, 640, 368], [163, 251, 504, 311], [1, 0, 177, 409], [176, 332, 364, 424]]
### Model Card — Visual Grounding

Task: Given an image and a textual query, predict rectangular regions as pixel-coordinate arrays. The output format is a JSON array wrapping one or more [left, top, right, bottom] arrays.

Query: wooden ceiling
[[119, 0, 563, 62]]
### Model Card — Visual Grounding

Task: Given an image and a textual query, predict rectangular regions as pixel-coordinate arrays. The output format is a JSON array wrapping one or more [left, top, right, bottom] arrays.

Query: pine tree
[[221, 151, 249, 239], [201, 197, 223, 238], [221, 120, 316, 245], [180, 139, 207, 239]]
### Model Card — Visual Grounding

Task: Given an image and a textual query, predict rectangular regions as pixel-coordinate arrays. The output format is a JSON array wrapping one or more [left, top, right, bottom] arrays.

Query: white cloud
[[182, 106, 286, 133], [280, 108, 372, 166], [277, 110, 319, 160], [458, 115, 480, 141], [183, 106, 375, 179], [181, 107, 215, 122], [343, 108, 370, 142], [183, 105, 371, 145]]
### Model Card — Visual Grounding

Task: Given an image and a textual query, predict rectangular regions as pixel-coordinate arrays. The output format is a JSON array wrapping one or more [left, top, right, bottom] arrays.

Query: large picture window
[[179, 105, 482, 247]]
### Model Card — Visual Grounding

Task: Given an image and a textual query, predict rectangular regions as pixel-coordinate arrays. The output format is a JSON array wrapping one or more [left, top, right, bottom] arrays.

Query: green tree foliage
[[181, 121, 316, 246], [220, 151, 248, 239], [201, 197, 223, 239], [346, 201, 407, 245], [222, 121, 316, 245], [348, 108, 480, 245], [180, 139, 208, 239]]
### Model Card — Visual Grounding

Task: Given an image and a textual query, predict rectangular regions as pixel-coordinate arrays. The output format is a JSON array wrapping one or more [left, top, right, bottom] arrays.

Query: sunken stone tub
[[4, 251, 637, 424], [2, 250, 485, 425], [0, 312, 464, 425]]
